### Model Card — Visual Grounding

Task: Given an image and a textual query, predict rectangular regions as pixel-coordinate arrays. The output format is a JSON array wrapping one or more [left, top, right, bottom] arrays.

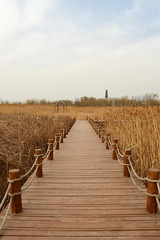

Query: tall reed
[[103, 106, 160, 177]]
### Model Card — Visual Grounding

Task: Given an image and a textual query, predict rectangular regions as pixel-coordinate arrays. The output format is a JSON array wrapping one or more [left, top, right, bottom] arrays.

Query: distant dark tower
[[105, 90, 108, 99]]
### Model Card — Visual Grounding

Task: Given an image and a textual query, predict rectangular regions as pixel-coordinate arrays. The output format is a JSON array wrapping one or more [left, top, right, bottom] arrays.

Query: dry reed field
[[0, 104, 160, 200], [0, 108, 73, 204], [103, 106, 160, 177], [78, 105, 160, 178]]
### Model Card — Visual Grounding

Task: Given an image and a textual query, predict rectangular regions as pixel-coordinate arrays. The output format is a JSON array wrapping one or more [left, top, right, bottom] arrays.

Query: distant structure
[[105, 90, 108, 99], [54, 100, 67, 113]]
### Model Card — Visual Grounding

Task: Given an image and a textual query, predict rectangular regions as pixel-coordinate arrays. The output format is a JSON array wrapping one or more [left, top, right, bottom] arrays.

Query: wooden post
[[35, 149, 43, 177], [106, 133, 110, 150], [48, 139, 54, 160], [63, 128, 65, 138], [65, 126, 69, 135], [55, 133, 60, 150], [64, 128, 67, 138], [60, 129, 64, 143], [68, 124, 71, 132], [112, 139, 118, 160], [102, 130, 105, 143], [146, 168, 160, 214], [123, 149, 131, 177], [93, 125, 96, 131], [9, 169, 22, 214], [98, 128, 101, 138]]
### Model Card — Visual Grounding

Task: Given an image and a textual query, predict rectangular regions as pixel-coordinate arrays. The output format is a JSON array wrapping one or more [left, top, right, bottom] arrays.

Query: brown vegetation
[[0, 112, 73, 202], [95, 106, 160, 178]]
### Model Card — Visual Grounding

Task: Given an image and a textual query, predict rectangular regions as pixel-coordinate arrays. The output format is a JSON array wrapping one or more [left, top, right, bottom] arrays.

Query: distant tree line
[[75, 94, 160, 106], [0, 94, 159, 106], [0, 99, 73, 105]]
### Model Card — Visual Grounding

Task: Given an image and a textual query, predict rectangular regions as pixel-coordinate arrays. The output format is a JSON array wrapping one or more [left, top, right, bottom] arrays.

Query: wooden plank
[[1, 234, 160, 240], [21, 196, 145, 205], [3, 220, 160, 230]]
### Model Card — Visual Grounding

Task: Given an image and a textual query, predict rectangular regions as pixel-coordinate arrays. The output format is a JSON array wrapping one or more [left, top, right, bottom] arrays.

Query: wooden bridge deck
[[1, 120, 160, 239]]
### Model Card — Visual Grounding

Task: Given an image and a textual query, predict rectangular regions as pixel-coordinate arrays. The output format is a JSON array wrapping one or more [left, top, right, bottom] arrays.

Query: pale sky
[[0, 0, 160, 102]]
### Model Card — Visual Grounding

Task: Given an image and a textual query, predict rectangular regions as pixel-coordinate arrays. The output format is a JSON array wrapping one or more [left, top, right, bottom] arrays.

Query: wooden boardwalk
[[1, 120, 160, 239]]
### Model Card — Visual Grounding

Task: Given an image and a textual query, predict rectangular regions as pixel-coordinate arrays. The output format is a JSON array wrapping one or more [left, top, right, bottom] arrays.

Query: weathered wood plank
[[1, 234, 160, 240]]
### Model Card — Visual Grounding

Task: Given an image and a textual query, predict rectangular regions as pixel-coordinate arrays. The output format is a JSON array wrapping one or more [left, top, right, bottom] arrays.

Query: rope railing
[[116, 144, 160, 211], [20, 155, 41, 179], [0, 117, 76, 232], [0, 197, 12, 232], [21, 166, 39, 192], [156, 183, 160, 211], [88, 116, 160, 214], [0, 183, 11, 211]]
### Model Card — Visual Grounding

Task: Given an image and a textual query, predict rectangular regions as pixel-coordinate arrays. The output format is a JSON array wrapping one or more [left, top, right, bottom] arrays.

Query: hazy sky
[[0, 0, 160, 102]]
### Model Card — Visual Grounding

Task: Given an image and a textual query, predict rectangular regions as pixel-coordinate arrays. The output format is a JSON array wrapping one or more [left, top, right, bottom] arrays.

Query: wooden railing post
[[106, 133, 110, 149], [48, 139, 54, 160], [60, 129, 64, 143], [35, 149, 43, 177], [66, 126, 69, 136], [123, 149, 131, 177], [64, 127, 67, 138], [98, 128, 101, 138], [92, 122, 96, 131], [112, 139, 118, 160], [9, 169, 22, 214], [101, 130, 105, 143], [68, 120, 73, 131], [55, 133, 60, 150], [146, 168, 160, 214]]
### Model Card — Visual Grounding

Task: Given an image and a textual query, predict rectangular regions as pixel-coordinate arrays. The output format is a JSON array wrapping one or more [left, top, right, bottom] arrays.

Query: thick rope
[[156, 198, 160, 210], [53, 142, 56, 150], [0, 197, 12, 232], [41, 156, 49, 166], [21, 142, 54, 179], [128, 157, 147, 181], [116, 148, 124, 158], [127, 166, 147, 192], [21, 166, 38, 192], [53, 136, 58, 150], [146, 191, 160, 198], [8, 177, 22, 183], [157, 182, 160, 194], [0, 183, 11, 211], [115, 151, 128, 166], [21, 155, 39, 179], [116, 147, 149, 182], [8, 192, 22, 197], [42, 146, 50, 159], [42, 142, 54, 159]]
